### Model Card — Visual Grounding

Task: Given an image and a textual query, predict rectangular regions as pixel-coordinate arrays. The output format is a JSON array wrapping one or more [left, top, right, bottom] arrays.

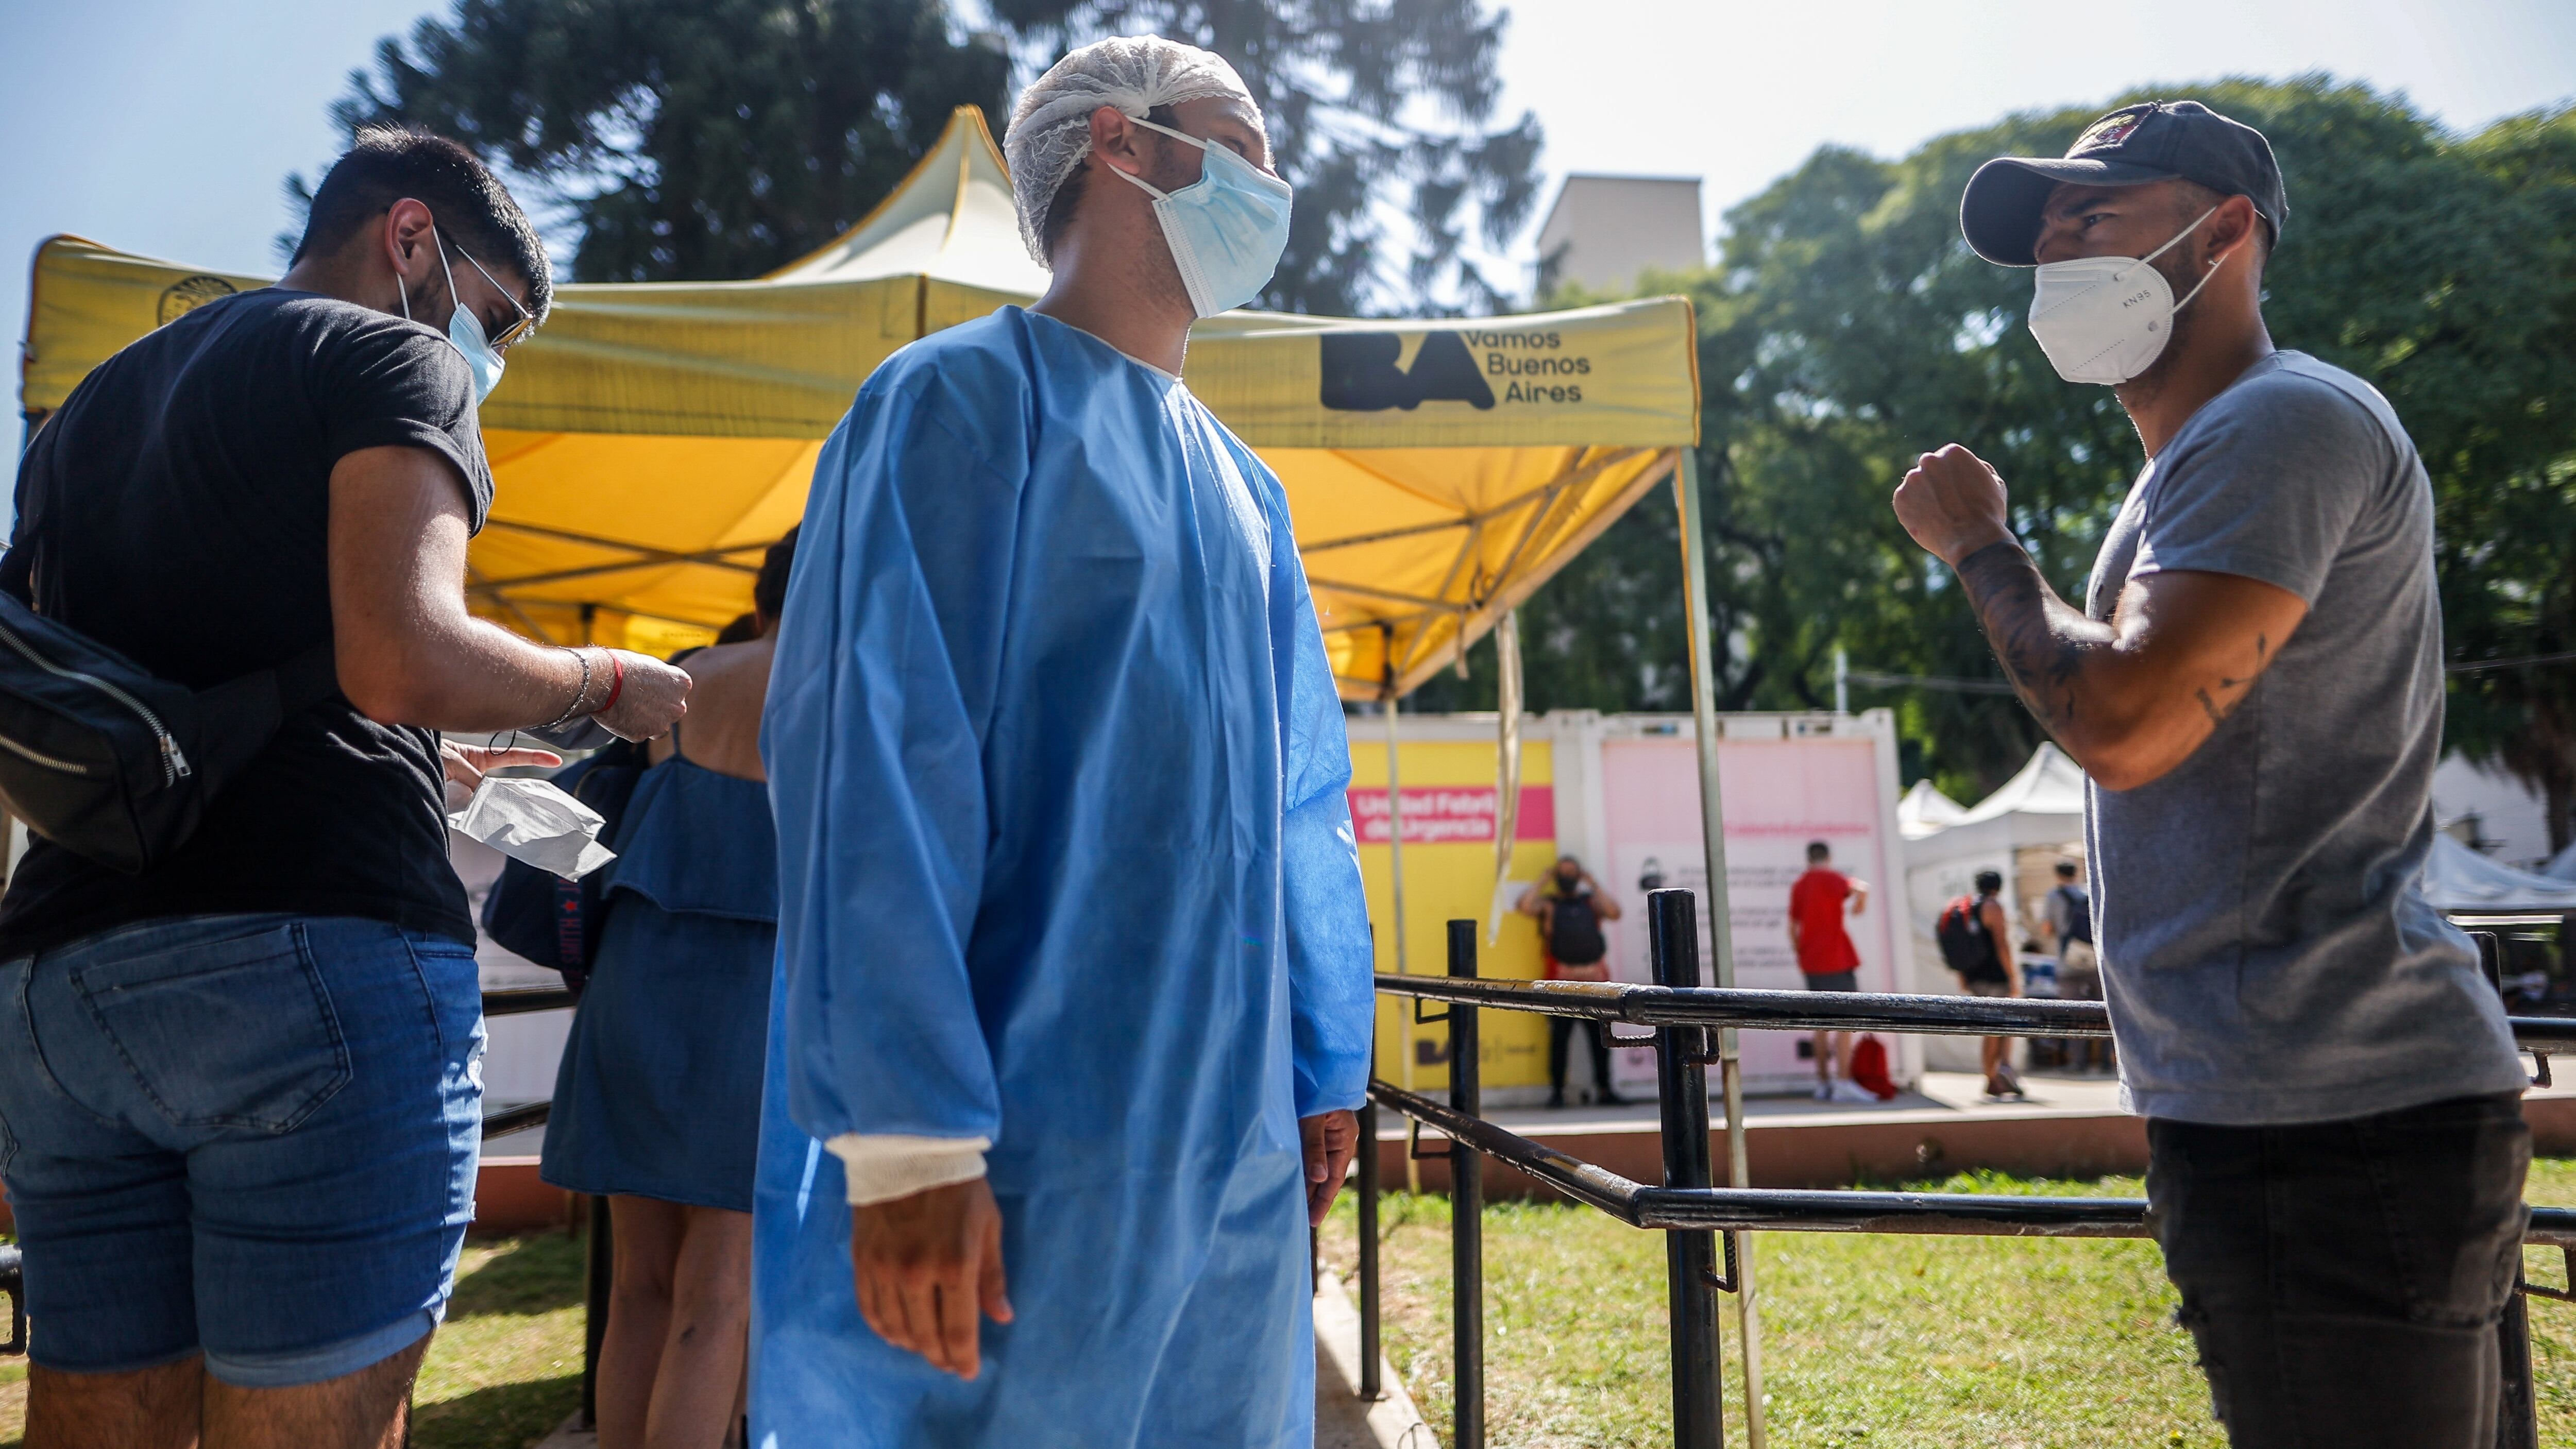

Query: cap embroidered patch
[[2073, 110, 2148, 152]]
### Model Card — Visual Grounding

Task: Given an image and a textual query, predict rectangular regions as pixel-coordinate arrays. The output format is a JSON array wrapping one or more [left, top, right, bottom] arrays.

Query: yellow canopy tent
[[19, 106, 1699, 697]]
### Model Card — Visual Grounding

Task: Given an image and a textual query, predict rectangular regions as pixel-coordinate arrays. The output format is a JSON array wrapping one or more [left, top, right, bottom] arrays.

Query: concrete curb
[[1313, 1269, 1436, 1449]]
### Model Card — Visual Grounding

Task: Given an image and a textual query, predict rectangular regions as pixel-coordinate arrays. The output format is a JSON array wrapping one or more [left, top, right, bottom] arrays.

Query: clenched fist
[[1893, 444, 2018, 567]]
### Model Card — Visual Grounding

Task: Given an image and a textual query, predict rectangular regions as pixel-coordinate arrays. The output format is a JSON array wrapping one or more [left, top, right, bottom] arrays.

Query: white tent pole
[[1673, 446, 1767, 1447], [1383, 636, 1420, 1194]]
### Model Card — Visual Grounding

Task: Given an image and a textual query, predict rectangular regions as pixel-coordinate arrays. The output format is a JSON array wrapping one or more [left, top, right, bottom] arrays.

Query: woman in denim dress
[[542, 530, 794, 1447]]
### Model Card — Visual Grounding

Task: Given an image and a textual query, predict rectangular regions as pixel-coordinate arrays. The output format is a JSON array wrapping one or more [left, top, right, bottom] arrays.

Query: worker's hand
[[1301, 1110, 1359, 1226], [850, 1178, 1013, 1380], [1893, 444, 2018, 567], [438, 739, 561, 789], [591, 650, 692, 741]]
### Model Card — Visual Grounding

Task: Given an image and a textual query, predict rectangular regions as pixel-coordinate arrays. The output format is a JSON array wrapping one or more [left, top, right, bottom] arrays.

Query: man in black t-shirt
[[0, 128, 688, 1448]]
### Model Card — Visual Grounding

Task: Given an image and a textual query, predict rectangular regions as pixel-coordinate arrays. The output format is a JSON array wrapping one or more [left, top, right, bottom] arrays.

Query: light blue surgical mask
[[398, 224, 518, 404], [1108, 116, 1293, 318]]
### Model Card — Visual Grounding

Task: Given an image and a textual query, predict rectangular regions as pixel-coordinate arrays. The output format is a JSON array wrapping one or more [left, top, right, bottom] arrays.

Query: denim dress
[[540, 751, 776, 1212]]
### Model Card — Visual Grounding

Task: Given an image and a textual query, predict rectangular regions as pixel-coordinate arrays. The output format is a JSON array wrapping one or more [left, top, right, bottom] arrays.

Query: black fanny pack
[[0, 587, 337, 875]]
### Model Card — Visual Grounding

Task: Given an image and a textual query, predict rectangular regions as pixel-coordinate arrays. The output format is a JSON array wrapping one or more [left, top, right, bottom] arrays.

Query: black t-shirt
[[0, 287, 493, 957]]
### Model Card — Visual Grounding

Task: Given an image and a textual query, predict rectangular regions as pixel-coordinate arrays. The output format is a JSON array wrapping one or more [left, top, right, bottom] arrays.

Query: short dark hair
[[753, 526, 801, 622], [295, 126, 552, 324], [1040, 105, 1178, 263], [713, 612, 761, 645], [1974, 870, 2004, 894], [2055, 860, 2078, 878], [1806, 841, 1830, 862]]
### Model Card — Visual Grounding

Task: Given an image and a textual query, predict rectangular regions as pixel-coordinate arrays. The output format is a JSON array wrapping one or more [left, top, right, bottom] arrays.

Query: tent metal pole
[[1383, 633, 1420, 1194], [1672, 447, 1767, 1447]]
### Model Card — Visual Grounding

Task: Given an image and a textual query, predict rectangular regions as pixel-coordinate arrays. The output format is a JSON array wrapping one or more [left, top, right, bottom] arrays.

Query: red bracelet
[[595, 651, 625, 716]]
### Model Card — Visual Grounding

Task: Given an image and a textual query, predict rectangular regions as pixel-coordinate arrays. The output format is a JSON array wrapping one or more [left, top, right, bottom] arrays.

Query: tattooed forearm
[[2194, 635, 2267, 724], [1953, 540, 2102, 736]]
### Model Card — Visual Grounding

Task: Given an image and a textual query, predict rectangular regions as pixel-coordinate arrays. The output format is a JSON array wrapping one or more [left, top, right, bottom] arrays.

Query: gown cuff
[[825, 1133, 992, 1206]]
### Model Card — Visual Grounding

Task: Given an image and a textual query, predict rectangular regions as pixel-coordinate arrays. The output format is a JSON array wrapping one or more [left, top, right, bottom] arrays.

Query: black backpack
[[1936, 894, 1998, 977], [1548, 891, 1608, 965], [0, 584, 338, 875], [479, 739, 649, 992]]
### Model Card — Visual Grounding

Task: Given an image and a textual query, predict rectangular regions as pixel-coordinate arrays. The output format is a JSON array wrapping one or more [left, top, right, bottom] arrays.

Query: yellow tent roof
[[19, 107, 1698, 697]]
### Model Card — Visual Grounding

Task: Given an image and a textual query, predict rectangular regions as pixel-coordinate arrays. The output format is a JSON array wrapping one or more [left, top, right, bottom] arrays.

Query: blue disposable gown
[[752, 307, 1376, 1449]]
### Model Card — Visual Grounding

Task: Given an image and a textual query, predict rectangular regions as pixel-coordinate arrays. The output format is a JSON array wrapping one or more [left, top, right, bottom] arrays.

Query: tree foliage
[[1418, 80, 2576, 823], [321, 0, 1012, 282], [319, 0, 1541, 313], [990, 0, 1544, 315]]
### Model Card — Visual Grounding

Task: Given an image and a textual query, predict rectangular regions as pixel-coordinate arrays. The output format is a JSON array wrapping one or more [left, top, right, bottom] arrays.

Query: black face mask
[[1555, 870, 1582, 892]]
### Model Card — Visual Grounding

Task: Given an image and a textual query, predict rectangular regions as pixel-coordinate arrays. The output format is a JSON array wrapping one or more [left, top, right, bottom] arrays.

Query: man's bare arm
[[1894, 445, 2307, 791], [1587, 877, 1622, 921], [329, 446, 691, 738]]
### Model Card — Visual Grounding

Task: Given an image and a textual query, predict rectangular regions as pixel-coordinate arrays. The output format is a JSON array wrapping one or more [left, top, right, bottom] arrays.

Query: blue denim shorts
[[0, 914, 484, 1386]]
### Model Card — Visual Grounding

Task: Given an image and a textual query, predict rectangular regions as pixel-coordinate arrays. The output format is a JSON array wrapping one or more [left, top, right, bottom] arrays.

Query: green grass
[[1318, 1158, 2576, 1448], [407, 1233, 589, 1449], [8, 1164, 2576, 1446]]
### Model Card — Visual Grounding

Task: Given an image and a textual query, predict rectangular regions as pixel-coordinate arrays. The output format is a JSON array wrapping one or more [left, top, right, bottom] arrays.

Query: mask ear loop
[[1105, 113, 1225, 202], [2113, 206, 2219, 285], [429, 223, 467, 323]]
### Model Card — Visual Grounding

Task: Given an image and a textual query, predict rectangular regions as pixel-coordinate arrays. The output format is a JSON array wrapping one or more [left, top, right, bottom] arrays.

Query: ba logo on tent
[[1320, 332, 1494, 412]]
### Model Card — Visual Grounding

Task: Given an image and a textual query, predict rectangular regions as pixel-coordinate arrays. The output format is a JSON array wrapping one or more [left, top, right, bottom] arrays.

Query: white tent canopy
[[2421, 832, 2576, 916], [1904, 743, 2087, 871], [1897, 779, 1967, 840]]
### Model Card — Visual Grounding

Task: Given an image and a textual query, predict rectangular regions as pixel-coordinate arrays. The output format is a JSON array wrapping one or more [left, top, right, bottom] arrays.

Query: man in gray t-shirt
[[1893, 101, 2530, 1446]]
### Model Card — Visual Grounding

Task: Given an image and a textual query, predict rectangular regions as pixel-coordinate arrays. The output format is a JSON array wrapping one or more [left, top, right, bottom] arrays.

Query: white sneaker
[[1831, 1079, 1877, 1104], [1813, 1082, 1834, 1100]]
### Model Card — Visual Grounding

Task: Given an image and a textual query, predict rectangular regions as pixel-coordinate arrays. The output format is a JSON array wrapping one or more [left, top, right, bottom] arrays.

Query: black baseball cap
[[1959, 100, 2287, 266]]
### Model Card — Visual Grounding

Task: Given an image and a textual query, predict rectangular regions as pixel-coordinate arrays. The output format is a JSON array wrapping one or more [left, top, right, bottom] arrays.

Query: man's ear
[[383, 197, 438, 284], [2204, 193, 2261, 270], [1087, 104, 1147, 182]]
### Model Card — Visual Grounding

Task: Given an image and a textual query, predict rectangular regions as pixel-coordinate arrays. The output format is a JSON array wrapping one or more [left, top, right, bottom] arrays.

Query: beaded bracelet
[[539, 647, 594, 731]]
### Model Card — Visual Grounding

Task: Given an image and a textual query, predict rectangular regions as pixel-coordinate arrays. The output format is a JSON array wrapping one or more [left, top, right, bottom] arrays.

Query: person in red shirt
[[1788, 841, 1872, 1101]]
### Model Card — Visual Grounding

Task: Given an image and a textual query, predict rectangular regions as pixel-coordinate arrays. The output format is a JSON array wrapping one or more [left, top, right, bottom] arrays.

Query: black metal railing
[[1357, 891, 2571, 1449]]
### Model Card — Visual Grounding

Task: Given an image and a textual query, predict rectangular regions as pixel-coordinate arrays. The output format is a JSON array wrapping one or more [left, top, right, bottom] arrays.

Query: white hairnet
[[1005, 36, 1260, 266]]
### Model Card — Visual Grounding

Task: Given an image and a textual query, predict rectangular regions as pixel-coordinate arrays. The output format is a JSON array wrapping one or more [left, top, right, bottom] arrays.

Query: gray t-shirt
[[2081, 350, 2523, 1125]]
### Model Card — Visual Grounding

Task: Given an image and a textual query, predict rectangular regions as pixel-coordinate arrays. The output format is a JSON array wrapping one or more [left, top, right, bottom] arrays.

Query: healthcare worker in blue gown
[[751, 37, 1377, 1449]]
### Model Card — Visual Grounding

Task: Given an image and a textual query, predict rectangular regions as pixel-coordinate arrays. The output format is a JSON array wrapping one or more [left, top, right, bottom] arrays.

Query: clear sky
[[5, 0, 2573, 401]]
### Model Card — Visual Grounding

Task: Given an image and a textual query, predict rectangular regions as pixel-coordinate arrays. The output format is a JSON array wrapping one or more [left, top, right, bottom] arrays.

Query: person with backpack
[[1936, 871, 2025, 1100], [540, 528, 795, 1449], [1518, 856, 1628, 1108], [0, 128, 689, 1449], [2040, 858, 2097, 999], [2040, 858, 2109, 1073]]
